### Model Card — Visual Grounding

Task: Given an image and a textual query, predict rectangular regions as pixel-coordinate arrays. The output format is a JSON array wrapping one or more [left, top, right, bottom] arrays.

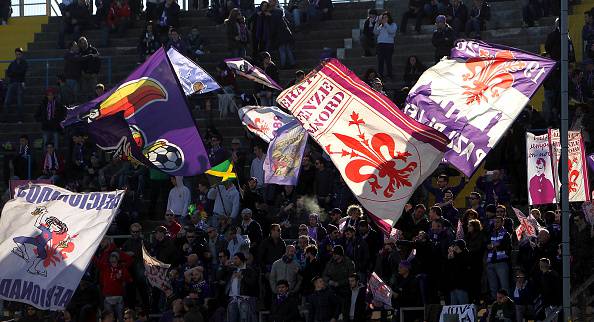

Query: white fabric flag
[[238, 105, 295, 143], [548, 129, 591, 202], [276, 59, 449, 233], [439, 304, 477, 322], [0, 184, 124, 310], [166, 47, 221, 95], [526, 132, 556, 205], [142, 244, 171, 292]]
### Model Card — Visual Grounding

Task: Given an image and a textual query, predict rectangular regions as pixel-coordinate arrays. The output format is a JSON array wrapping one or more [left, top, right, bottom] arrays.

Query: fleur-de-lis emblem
[[325, 112, 417, 198], [462, 49, 526, 105], [568, 157, 581, 193], [247, 118, 270, 136]]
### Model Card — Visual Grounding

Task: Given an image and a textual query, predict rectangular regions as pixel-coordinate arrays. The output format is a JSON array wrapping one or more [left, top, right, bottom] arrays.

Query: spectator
[[78, 37, 101, 100], [104, 0, 131, 46], [209, 180, 241, 221], [208, 134, 228, 165], [269, 245, 302, 293], [95, 251, 132, 321], [436, 190, 459, 224], [258, 224, 286, 271], [225, 227, 248, 262], [56, 74, 76, 106], [403, 55, 426, 87], [423, 173, 467, 203], [446, 0, 468, 35], [371, 77, 387, 95], [431, 15, 455, 63], [251, 2, 272, 57], [536, 257, 561, 316], [343, 273, 367, 321], [225, 9, 246, 57], [522, 0, 542, 28], [306, 276, 341, 322], [3, 47, 27, 123], [239, 208, 263, 252], [468, 191, 486, 221], [287, 0, 306, 29], [465, 0, 490, 39], [0, 0, 10, 25], [342, 226, 369, 279], [63, 41, 81, 102], [270, 6, 296, 69], [145, 0, 163, 22], [157, 0, 180, 39], [257, 52, 279, 105], [465, 218, 487, 303], [164, 210, 182, 236], [269, 280, 301, 322], [374, 11, 397, 79], [165, 28, 189, 55], [390, 260, 422, 308], [151, 225, 179, 265], [167, 176, 191, 221], [306, 213, 327, 243], [35, 88, 65, 149], [250, 145, 266, 190], [476, 170, 511, 206], [314, 159, 333, 210], [58, 0, 90, 49], [513, 269, 535, 322], [121, 223, 150, 309], [400, 0, 424, 34], [323, 245, 355, 301], [374, 237, 401, 282], [38, 143, 64, 184], [488, 289, 516, 322], [361, 9, 378, 57], [486, 216, 512, 299], [187, 26, 208, 57], [226, 252, 258, 322], [446, 239, 470, 304]]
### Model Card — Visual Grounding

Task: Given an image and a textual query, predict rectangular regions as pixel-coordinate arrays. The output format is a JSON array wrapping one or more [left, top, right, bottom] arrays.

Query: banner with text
[[404, 40, 556, 176], [526, 132, 556, 205], [142, 244, 171, 292], [0, 185, 123, 310], [548, 129, 590, 202], [276, 59, 449, 232]]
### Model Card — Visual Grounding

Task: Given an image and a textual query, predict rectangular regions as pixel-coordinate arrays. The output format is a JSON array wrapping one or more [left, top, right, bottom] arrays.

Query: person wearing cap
[[36, 87, 65, 149], [3, 47, 27, 123], [78, 37, 101, 100], [432, 14, 455, 63], [446, 239, 471, 304], [374, 237, 401, 282], [150, 225, 179, 265], [226, 252, 258, 322], [239, 208, 263, 253], [306, 275, 341, 322], [323, 245, 355, 300]]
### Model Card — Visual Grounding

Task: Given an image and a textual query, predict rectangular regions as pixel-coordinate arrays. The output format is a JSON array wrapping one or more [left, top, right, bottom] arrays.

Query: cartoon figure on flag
[[12, 206, 77, 277], [528, 157, 555, 204]]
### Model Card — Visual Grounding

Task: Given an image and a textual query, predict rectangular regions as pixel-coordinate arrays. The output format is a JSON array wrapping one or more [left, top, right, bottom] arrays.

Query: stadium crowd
[[1, 0, 594, 321]]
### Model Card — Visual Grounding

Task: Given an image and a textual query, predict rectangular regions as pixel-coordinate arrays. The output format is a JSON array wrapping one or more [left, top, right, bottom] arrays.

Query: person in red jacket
[[95, 241, 133, 322], [104, 0, 131, 46]]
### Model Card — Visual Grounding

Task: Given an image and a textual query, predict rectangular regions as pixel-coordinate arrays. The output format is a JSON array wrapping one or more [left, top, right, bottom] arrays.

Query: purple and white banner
[[526, 132, 556, 205], [404, 40, 556, 176], [238, 106, 295, 143], [224, 58, 282, 90], [548, 129, 590, 202], [263, 121, 308, 185]]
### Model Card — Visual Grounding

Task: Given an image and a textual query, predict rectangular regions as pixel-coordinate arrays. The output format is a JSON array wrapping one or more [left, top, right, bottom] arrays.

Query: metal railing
[[0, 56, 112, 88]]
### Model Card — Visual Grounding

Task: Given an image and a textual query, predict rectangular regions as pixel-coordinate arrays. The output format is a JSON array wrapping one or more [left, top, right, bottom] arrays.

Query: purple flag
[[588, 153, 594, 173], [403, 39, 556, 176], [224, 58, 282, 90], [263, 120, 308, 185], [64, 48, 210, 175]]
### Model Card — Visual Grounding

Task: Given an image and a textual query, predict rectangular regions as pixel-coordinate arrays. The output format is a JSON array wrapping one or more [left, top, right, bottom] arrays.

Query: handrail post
[[19, 0, 25, 16], [46, 0, 50, 16]]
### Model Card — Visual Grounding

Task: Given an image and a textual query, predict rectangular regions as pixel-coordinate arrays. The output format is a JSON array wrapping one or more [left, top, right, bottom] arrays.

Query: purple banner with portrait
[[63, 48, 210, 175], [263, 120, 308, 185], [404, 39, 556, 176]]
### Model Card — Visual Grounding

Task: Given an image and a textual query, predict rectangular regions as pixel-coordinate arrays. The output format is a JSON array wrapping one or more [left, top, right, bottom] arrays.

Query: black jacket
[[157, 2, 180, 28], [432, 26, 455, 60], [257, 237, 286, 270], [240, 219, 263, 250], [226, 265, 259, 297], [306, 288, 341, 321], [35, 97, 65, 132], [80, 45, 101, 74], [270, 293, 301, 322], [300, 257, 323, 295], [6, 59, 27, 83], [343, 286, 367, 321], [63, 51, 81, 80]]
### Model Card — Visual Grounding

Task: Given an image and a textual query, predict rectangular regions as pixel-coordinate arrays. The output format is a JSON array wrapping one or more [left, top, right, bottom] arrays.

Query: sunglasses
[[165, 213, 174, 216], [131, 230, 141, 233]]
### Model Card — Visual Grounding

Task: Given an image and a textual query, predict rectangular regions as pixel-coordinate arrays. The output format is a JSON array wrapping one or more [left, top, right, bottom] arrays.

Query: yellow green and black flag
[[205, 160, 237, 186]]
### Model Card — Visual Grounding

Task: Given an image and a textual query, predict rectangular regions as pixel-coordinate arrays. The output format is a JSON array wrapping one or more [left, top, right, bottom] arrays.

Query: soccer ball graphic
[[143, 140, 184, 172]]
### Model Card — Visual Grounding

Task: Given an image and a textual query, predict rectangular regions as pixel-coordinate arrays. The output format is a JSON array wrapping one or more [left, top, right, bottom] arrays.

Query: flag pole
[[560, 0, 570, 319]]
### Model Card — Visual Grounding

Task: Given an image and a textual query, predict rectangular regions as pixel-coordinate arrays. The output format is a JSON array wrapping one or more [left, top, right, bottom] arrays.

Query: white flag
[[548, 129, 591, 202], [238, 105, 295, 143], [0, 184, 123, 310], [142, 244, 171, 292], [526, 132, 556, 205]]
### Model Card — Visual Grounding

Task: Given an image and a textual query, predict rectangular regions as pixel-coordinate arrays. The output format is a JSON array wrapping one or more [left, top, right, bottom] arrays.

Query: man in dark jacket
[[63, 40, 81, 101], [3, 47, 27, 123], [446, 0, 467, 34], [270, 280, 301, 322], [151, 225, 179, 265], [432, 15, 455, 63], [488, 289, 516, 322], [58, 0, 90, 48], [226, 252, 258, 322], [342, 226, 369, 277], [35, 88, 65, 149], [300, 244, 323, 295], [343, 274, 367, 322], [239, 208, 263, 254], [362, 9, 377, 57], [306, 276, 341, 322], [157, 0, 180, 39], [78, 37, 101, 100]]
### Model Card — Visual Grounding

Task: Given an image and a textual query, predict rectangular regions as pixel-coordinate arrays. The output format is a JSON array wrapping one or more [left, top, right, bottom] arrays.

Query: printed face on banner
[[526, 133, 556, 205]]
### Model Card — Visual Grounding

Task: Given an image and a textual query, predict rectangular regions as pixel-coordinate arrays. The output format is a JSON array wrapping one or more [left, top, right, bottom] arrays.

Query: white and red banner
[[276, 59, 449, 232], [238, 105, 295, 143], [0, 185, 123, 310], [513, 207, 537, 240], [142, 244, 171, 292], [367, 272, 392, 309], [548, 129, 590, 202], [526, 132, 556, 205]]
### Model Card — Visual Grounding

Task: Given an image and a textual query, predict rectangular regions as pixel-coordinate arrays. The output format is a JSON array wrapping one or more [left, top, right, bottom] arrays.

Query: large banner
[[142, 244, 171, 292], [276, 59, 449, 232], [166, 47, 220, 96], [224, 58, 282, 90], [238, 105, 295, 143], [64, 48, 210, 176], [439, 304, 477, 322], [263, 121, 309, 185], [404, 40, 556, 176], [0, 185, 123, 310], [526, 132, 556, 205], [548, 129, 590, 202], [9, 179, 52, 198]]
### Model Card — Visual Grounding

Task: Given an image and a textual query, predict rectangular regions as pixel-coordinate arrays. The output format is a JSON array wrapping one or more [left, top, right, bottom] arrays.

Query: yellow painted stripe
[[0, 16, 48, 79]]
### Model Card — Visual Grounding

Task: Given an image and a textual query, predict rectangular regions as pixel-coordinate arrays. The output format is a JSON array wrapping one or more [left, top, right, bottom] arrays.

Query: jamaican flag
[[205, 160, 237, 186]]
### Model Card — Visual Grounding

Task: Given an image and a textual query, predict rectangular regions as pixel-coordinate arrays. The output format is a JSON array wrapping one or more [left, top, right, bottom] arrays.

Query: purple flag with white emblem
[[404, 39, 556, 176], [263, 120, 308, 185], [63, 48, 210, 176]]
